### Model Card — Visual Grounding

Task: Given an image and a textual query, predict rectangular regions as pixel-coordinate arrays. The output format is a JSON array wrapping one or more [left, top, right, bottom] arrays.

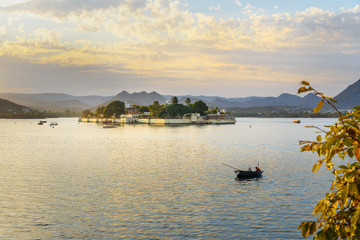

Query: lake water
[[0, 118, 340, 239]]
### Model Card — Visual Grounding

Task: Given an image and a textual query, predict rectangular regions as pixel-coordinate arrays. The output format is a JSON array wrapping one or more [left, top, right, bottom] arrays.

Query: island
[[78, 97, 236, 125]]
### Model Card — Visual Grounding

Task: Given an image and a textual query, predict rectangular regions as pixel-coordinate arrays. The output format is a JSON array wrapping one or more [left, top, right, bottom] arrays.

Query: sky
[[0, 0, 359, 98]]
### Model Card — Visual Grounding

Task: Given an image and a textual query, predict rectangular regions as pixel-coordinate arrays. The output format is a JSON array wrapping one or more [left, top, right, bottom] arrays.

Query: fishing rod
[[221, 163, 240, 171]]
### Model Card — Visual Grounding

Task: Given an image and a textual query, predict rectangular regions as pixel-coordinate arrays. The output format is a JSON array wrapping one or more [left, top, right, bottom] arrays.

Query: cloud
[[1, 2, 360, 96], [0, 0, 147, 20], [0, 25, 7, 35], [234, 0, 242, 8], [209, 5, 221, 11]]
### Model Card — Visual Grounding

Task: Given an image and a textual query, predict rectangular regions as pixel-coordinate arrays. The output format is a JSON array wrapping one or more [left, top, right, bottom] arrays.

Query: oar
[[221, 163, 240, 171]]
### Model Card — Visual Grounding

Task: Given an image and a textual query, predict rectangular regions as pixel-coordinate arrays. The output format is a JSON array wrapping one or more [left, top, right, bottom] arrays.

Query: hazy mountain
[[30, 100, 92, 112], [108, 91, 166, 106], [0, 78, 358, 112], [333, 79, 360, 109], [0, 98, 32, 114], [0, 93, 112, 112], [202, 93, 319, 109]]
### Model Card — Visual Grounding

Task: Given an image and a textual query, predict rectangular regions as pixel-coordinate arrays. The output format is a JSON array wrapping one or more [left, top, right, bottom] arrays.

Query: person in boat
[[247, 167, 252, 172], [255, 167, 261, 172]]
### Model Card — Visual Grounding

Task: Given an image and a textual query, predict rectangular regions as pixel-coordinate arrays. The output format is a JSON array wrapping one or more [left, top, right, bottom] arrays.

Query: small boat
[[235, 170, 263, 180], [37, 120, 47, 125], [49, 122, 58, 127], [293, 120, 301, 123]]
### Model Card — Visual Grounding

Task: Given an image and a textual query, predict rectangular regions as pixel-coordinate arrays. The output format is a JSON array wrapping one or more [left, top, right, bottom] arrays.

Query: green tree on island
[[103, 100, 125, 118], [95, 106, 105, 117], [82, 109, 93, 118], [171, 96, 179, 104], [148, 101, 164, 117], [192, 100, 209, 116], [297, 81, 360, 239], [139, 105, 149, 113], [166, 103, 191, 118]]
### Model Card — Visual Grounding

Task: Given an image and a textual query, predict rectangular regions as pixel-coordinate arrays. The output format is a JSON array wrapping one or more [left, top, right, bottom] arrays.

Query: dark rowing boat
[[235, 170, 263, 180]]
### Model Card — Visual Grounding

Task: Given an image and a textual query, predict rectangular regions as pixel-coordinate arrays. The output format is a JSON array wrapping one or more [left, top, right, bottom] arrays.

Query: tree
[[192, 100, 209, 116], [166, 103, 191, 118], [132, 104, 141, 109], [171, 96, 179, 104], [139, 106, 149, 113], [297, 81, 360, 239], [95, 106, 105, 117], [103, 101, 125, 118], [148, 101, 163, 117], [82, 109, 93, 118], [208, 107, 219, 114], [185, 98, 191, 106]]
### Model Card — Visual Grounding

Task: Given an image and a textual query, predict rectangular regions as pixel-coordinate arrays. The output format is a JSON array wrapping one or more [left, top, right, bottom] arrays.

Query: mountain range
[[0, 79, 359, 112]]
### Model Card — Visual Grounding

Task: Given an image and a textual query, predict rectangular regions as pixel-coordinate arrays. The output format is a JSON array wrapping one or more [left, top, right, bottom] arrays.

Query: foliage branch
[[297, 81, 360, 239]]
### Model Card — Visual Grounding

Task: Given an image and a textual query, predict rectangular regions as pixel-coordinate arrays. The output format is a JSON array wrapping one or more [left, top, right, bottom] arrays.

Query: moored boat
[[37, 120, 47, 125], [49, 122, 58, 127]]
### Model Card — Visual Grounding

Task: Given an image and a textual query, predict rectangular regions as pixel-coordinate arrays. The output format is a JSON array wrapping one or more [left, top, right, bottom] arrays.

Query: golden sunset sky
[[0, 0, 359, 97]]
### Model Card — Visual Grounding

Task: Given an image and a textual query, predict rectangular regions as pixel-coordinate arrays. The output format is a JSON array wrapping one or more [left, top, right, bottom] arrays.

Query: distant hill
[[0, 78, 358, 113], [106, 91, 166, 106], [174, 93, 320, 109], [333, 79, 360, 109], [0, 98, 32, 114], [0, 93, 112, 112]]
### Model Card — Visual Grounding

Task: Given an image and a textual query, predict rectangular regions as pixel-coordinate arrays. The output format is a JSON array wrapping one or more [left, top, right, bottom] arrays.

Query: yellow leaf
[[298, 86, 309, 94], [314, 100, 325, 113], [301, 81, 310, 86], [331, 180, 336, 190], [355, 147, 360, 161]]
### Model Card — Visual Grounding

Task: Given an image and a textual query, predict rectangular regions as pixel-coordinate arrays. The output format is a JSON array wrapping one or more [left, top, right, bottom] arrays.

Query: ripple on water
[[0, 118, 335, 239]]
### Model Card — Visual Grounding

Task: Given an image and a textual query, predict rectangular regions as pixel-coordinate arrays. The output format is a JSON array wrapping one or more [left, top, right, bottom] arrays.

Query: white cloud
[[0, 25, 7, 35], [209, 5, 221, 11], [33, 28, 62, 47], [1, 2, 360, 96], [0, 0, 147, 20], [17, 23, 24, 33], [234, 0, 241, 8]]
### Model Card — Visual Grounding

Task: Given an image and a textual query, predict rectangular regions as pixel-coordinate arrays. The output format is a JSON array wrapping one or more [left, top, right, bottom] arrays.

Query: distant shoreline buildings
[[79, 113, 236, 125]]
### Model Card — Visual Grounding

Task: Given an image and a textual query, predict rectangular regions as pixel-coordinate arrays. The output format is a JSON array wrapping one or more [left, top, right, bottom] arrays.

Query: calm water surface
[[0, 118, 340, 239]]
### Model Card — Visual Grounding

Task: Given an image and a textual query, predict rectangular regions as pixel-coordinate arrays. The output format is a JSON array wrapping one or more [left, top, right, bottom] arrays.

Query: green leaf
[[348, 148, 354, 158], [343, 138, 352, 147], [317, 230, 327, 240], [314, 100, 325, 113], [301, 222, 311, 238], [346, 171, 357, 181], [316, 135, 322, 142], [309, 222, 317, 235]]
